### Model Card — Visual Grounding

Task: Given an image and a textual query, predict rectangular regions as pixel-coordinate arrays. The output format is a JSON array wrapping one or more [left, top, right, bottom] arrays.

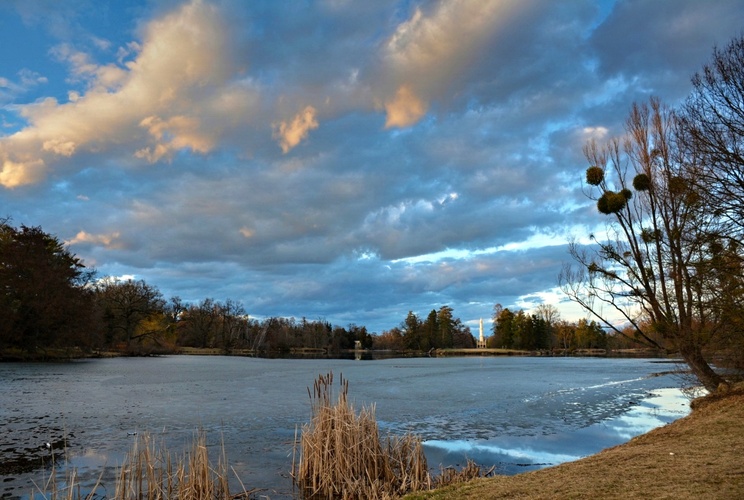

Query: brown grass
[[293, 371, 430, 499], [34, 431, 251, 500], [404, 386, 744, 499], [293, 372, 492, 499]]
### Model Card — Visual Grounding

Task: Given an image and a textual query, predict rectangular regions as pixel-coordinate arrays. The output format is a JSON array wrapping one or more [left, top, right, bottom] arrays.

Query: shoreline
[[1, 356, 732, 496], [0, 346, 669, 362], [406, 386, 744, 499]]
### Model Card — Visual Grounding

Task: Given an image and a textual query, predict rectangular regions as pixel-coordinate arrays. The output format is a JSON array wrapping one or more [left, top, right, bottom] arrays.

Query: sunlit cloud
[[0, 0, 242, 187], [66, 230, 123, 249], [384, 85, 427, 128], [0, 157, 46, 188], [380, 0, 524, 127], [274, 106, 319, 153], [136, 115, 214, 163]]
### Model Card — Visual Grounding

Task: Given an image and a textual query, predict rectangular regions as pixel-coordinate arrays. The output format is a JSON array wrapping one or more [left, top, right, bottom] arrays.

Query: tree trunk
[[679, 342, 727, 393]]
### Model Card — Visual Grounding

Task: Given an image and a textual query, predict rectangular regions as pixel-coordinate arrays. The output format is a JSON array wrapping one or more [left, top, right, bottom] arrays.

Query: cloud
[[136, 115, 214, 162], [379, 0, 528, 127], [589, 0, 744, 101], [66, 230, 123, 249], [0, 156, 45, 188], [384, 85, 427, 128], [3, 0, 744, 333], [273, 106, 319, 153], [0, 0, 253, 187]]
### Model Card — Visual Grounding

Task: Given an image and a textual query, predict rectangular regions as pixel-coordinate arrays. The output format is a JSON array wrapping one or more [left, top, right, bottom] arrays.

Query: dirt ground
[[406, 388, 744, 499]]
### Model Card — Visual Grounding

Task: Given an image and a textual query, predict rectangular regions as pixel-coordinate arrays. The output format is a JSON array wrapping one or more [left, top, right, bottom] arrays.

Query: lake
[[0, 355, 692, 498]]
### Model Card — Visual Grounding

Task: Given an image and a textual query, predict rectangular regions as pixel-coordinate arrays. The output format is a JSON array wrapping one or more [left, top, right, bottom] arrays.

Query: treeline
[[374, 306, 476, 351], [0, 220, 380, 355], [490, 306, 612, 351], [0, 218, 644, 358]]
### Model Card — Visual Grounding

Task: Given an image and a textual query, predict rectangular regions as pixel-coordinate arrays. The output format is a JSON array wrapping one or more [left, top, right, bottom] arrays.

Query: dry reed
[[33, 373, 492, 500], [33, 431, 249, 500], [114, 431, 243, 500], [293, 372, 431, 499]]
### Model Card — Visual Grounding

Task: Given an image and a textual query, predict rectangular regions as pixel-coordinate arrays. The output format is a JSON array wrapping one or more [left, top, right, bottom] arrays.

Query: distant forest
[[0, 218, 637, 358]]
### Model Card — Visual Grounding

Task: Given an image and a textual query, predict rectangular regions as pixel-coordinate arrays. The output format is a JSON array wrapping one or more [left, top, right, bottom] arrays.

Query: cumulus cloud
[[0, 157, 45, 188], [379, 0, 526, 127], [273, 106, 319, 153], [136, 115, 214, 162], [0, 0, 251, 187]]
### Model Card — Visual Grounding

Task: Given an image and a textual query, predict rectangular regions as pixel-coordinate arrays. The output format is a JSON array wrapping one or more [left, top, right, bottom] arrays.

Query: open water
[[0, 355, 692, 498]]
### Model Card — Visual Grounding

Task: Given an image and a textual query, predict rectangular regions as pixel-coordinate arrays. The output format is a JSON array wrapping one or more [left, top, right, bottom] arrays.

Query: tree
[[560, 97, 731, 391], [492, 306, 515, 348], [436, 305, 455, 348], [374, 327, 405, 350], [451, 321, 475, 348], [678, 35, 744, 241], [554, 320, 575, 351], [534, 303, 559, 348], [180, 298, 219, 348], [94, 277, 166, 349], [215, 299, 247, 353], [677, 35, 744, 373], [422, 309, 439, 348], [402, 311, 425, 350], [574, 319, 607, 349], [0, 220, 97, 351]]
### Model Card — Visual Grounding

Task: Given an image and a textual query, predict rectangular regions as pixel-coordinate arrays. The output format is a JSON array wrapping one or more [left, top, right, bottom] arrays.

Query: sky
[[1, 0, 743, 334]]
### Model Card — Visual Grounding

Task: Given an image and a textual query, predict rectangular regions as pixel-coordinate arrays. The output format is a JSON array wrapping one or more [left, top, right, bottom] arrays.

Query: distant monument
[[477, 318, 487, 348]]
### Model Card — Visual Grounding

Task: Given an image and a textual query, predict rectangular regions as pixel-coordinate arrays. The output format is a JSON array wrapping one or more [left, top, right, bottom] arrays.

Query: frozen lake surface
[[0, 355, 691, 498]]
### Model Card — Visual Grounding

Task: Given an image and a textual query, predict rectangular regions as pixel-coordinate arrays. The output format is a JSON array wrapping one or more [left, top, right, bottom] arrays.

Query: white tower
[[478, 318, 486, 348]]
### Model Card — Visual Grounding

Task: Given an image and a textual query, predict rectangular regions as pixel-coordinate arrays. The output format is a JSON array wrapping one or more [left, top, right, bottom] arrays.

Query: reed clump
[[293, 372, 427, 499], [34, 432, 250, 500], [115, 431, 248, 499]]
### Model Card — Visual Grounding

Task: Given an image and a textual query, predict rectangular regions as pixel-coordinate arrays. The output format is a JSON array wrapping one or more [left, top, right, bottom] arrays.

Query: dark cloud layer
[[1, 0, 742, 332]]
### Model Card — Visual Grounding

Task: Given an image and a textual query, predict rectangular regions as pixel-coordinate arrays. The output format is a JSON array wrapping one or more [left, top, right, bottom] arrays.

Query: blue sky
[[1, 0, 743, 333]]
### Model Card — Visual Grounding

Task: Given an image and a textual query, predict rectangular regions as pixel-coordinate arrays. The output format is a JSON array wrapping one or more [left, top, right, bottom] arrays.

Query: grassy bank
[[405, 387, 744, 499]]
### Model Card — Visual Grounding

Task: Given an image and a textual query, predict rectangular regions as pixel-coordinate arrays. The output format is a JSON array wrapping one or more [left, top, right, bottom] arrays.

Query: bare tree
[[560, 97, 729, 392], [678, 35, 744, 241]]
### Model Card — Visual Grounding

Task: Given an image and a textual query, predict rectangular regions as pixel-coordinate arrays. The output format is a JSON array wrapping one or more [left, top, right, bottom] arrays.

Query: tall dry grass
[[293, 372, 491, 499], [34, 432, 250, 500], [293, 371, 428, 499]]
